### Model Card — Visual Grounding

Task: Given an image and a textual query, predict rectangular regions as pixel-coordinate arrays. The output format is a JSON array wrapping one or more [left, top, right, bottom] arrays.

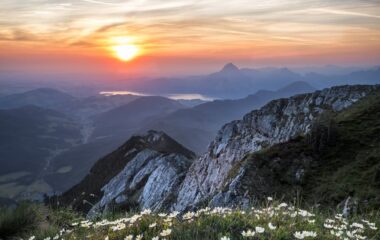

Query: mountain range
[[58, 84, 380, 215], [1, 63, 380, 203], [0, 88, 75, 110], [45, 80, 316, 192], [124, 63, 380, 99]]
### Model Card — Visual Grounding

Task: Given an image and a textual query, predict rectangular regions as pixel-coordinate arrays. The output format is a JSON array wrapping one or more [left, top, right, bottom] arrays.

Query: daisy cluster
[[26, 199, 378, 240]]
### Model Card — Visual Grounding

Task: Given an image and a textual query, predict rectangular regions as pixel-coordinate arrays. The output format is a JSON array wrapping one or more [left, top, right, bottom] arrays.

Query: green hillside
[[231, 89, 380, 209]]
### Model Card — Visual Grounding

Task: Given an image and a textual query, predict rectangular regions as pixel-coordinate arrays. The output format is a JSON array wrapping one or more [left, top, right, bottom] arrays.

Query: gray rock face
[[174, 85, 379, 211], [61, 130, 195, 215], [97, 149, 192, 213]]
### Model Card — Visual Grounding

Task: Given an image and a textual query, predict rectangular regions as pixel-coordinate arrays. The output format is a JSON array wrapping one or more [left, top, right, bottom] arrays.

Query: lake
[[99, 91, 214, 101]]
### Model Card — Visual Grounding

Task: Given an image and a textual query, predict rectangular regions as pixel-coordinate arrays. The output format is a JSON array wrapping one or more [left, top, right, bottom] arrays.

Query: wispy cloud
[[0, 0, 379, 66], [312, 8, 380, 19], [81, 0, 122, 6]]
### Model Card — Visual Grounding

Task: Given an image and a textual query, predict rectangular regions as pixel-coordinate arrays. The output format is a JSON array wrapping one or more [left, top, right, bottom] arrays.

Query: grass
[[0, 202, 42, 238], [0, 202, 82, 239], [16, 200, 380, 240]]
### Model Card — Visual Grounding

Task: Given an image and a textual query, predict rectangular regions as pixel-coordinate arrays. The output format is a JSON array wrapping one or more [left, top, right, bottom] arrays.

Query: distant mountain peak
[[221, 63, 239, 72]]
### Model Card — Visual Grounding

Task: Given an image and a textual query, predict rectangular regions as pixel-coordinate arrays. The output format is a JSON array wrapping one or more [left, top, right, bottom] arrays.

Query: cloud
[[312, 8, 380, 19], [81, 0, 122, 6], [0, 29, 39, 42], [1, 0, 380, 65]]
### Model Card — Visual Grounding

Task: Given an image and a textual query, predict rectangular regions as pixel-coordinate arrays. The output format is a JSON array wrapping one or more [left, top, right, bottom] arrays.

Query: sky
[[0, 0, 380, 78]]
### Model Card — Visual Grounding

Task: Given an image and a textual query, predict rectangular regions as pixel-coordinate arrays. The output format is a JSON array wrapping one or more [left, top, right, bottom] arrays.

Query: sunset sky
[[1, 0, 380, 78]]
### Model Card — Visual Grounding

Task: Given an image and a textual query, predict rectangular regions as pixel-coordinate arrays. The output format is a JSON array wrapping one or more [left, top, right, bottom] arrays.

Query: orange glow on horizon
[[1, 0, 379, 74]]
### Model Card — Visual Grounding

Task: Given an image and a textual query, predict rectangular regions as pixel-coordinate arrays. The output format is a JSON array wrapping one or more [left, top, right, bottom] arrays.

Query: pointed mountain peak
[[139, 130, 167, 144], [221, 63, 239, 72], [129, 130, 196, 159]]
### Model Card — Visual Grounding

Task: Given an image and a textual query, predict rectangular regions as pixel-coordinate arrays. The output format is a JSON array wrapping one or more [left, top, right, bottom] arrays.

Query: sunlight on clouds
[[0, 0, 379, 64]]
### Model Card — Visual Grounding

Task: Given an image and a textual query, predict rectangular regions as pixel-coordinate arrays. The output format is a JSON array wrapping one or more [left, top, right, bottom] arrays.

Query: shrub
[[0, 202, 42, 238]]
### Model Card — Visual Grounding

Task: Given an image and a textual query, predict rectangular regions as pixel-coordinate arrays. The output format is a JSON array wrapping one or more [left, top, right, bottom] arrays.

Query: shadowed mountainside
[[0, 106, 81, 200], [0, 88, 75, 110], [91, 96, 185, 140]]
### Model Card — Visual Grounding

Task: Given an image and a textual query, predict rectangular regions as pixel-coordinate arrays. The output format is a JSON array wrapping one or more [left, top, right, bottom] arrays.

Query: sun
[[112, 45, 139, 61]]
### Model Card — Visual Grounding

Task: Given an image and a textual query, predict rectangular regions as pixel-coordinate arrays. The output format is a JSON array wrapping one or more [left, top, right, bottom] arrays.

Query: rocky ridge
[[210, 88, 380, 209], [173, 85, 380, 211]]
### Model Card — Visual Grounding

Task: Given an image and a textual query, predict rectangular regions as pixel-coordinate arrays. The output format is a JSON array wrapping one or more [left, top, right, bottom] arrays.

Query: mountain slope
[[62, 94, 140, 119], [0, 88, 75, 110], [174, 85, 380, 211], [0, 106, 81, 199], [59, 131, 195, 213], [91, 96, 185, 140], [213, 89, 380, 209]]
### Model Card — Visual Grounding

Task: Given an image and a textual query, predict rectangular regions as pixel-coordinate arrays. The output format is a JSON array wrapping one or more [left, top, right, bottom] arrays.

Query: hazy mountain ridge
[[62, 94, 141, 119], [0, 88, 75, 110], [305, 67, 380, 89], [0, 87, 142, 118], [91, 96, 185, 141], [126, 64, 304, 98], [123, 64, 380, 99]]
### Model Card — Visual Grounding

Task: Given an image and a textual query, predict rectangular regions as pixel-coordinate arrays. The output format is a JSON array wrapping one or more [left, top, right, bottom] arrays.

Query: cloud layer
[[1, 0, 379, 74]]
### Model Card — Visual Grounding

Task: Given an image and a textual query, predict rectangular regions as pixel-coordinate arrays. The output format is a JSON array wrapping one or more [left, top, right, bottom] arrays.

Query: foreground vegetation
[[1, 200, 379, 240]]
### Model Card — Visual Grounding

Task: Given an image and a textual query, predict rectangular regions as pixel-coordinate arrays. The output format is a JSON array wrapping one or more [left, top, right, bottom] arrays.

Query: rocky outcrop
[[59, 130, 195, 214], [174, 85, 380, 211], [210, 87, 380, 210], [208, 137, 315, 208], [91, 149, 192, 216]]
